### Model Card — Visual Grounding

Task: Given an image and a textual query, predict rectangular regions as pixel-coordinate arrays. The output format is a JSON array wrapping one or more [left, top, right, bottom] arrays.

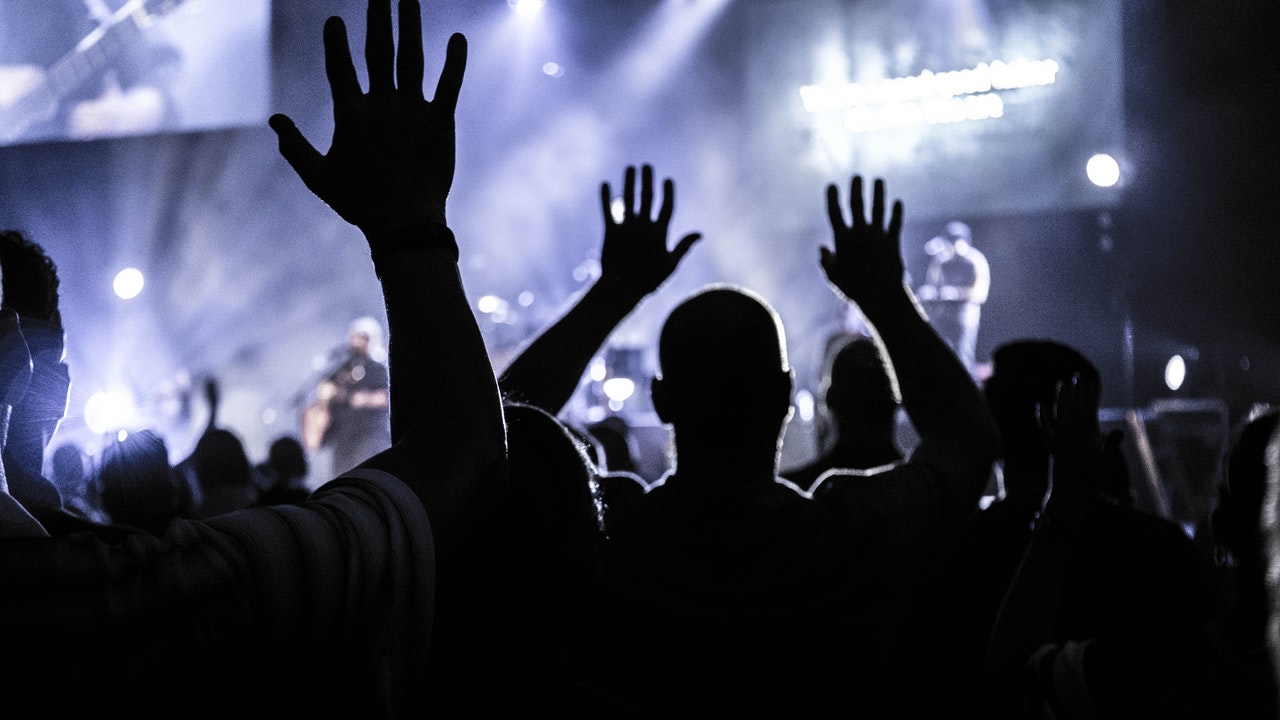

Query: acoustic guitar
[[0, 0, 187, 144]]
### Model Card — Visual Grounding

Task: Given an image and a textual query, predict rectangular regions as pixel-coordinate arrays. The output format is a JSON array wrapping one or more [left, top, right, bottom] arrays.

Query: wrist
[[368, 223, 458, 271]]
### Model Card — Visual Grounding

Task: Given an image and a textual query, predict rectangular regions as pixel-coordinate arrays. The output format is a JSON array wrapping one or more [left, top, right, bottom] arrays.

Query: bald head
[[657, 285, 788, 395]]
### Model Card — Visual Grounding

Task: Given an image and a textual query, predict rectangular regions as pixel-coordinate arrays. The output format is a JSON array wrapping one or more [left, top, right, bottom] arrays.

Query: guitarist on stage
[[302, 317, 392, 477], [0, 0, 181, 145]]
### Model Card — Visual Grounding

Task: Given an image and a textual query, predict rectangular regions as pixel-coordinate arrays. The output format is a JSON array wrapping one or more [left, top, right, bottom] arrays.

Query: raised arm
[[820, 176, 998, 492], [270, 0, 506, 526], [498, 163, 700, 414]]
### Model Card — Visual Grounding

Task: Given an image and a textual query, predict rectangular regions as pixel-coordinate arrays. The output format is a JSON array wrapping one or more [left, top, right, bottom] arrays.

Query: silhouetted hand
[[597, 164, 701, 301], [821, 176, 906, 308], [1037, 373, 1103, 521], [270, 0, 466, 238], [0, 310, 32, 413]]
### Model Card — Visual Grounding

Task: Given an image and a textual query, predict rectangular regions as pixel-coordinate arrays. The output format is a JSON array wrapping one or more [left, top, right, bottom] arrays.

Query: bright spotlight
[[795, 389, 815, 423], [113, 267, 145, 299], [602, 377, 636, 403], [1086, 153, 1121, 188], [1164, 354, 1187, 392], [84, 389, 142, 435], [542, 61, 564, 78], [509, 0, 545, 17]]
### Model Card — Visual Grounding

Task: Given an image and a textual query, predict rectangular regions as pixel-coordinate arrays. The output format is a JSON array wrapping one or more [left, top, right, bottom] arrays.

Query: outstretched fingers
[[639, 164, 655, 220], [622, 165, 636, 220], [323, 17, 361, 113], [600, 181, 617, 228], [270, 114, 325, 191], [397, 0, 425, 100], [850, 175, 866, 231], [431, 33, 468, 114], [825, 183, 845, 233], [366, 0, 396, 93], [656, 178, 675, 226]]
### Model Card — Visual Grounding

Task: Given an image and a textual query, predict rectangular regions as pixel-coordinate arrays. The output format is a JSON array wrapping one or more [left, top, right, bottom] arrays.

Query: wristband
[[370, 223, 459, 270]]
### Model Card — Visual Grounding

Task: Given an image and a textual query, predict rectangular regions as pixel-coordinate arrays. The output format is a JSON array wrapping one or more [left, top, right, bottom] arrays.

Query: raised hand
[[0, 310, 32, 414], [1036, 373, 1104, 516], [597, 164, 701, 301], [270, 0, 466, 239], [820, 175, 906, 307]]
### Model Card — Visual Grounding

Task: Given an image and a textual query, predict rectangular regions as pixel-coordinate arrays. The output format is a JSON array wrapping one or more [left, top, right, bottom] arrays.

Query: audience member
[[50, 441, 107, 523], [983, 357, 1224, 719], [798, 177, 1002, 715], [0, 307, 44, 538], [3, 2, 507, 717], [507, 173, 999, 715], [779, 331, 903, 493], [96, 428, 182, 534], [0, 229, 75, 529], [254, 434, 312, 505], [175, 376, 260, 518], [1206, 404, 1280, 719]]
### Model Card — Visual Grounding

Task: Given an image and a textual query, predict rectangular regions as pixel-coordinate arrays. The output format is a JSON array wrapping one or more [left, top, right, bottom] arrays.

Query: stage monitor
[[0, 0, 270, 147]]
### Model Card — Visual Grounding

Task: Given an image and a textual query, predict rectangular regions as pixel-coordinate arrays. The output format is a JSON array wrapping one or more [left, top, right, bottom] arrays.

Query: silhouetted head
[[984, 339, 1101, 460], [267, 435, 308, 485], [1213, 406, 1280, 567], [0, 230, 70, 479], [652, 285, 792, 438], [50, 442, 87, 495], [98, 429, 178, 533], [193, 428, 253, 489], [820, 334, 898, 438], [503, 402, 603, 599]]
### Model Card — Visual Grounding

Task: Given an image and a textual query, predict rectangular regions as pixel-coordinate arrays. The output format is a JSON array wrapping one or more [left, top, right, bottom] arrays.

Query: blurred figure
[[254, 435, 311, 506], [780, 332, 903, 493], [982, 341, 1224, 719], [175, 376, 259, 518], [0, 0, 182, 144], [97, 428, 182, 534], [0, 229, 81, 531], [302, 316, 392, 476], [50, 441, 107, 523], [915, 220, 989, 375], [1207, 405, 1280, 719]]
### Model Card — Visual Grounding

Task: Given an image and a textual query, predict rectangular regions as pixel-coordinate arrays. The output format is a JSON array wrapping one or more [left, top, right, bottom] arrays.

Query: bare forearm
[[374, 237, 504, 466], [862, 285, 996, 451], [498, 279, 642, 414]]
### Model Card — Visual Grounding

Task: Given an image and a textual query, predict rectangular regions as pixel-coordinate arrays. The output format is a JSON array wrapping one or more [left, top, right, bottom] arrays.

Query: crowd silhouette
[[0, 0, 1277, 717]]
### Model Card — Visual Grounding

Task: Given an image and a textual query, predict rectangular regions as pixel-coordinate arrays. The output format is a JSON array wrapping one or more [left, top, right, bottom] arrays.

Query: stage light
[[603, 377, 636, 402], [795, 388, 815, 423], [113, 267, 145, 299], [542, 61, 563, 78], [477, 294, 506, 315], [1165, 354, 1187, 392], [83, 389, 142, 435], [1087, 153, 1121, 187], [508, 0, 545, 18]]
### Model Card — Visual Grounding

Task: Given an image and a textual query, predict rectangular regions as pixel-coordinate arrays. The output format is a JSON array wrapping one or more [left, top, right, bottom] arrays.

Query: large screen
[[742, 0, 1125, 221], [0, 0, 270, 147]]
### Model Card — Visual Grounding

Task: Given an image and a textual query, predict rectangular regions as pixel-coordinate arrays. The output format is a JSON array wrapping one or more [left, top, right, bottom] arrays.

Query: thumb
[[669, 232, 702, 264], [819, 246, 835, 277], [270, 114, 324, 187]]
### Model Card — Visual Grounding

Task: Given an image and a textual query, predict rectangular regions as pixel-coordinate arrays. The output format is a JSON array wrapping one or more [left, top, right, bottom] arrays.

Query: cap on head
[[945, 221, 972, 242]]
